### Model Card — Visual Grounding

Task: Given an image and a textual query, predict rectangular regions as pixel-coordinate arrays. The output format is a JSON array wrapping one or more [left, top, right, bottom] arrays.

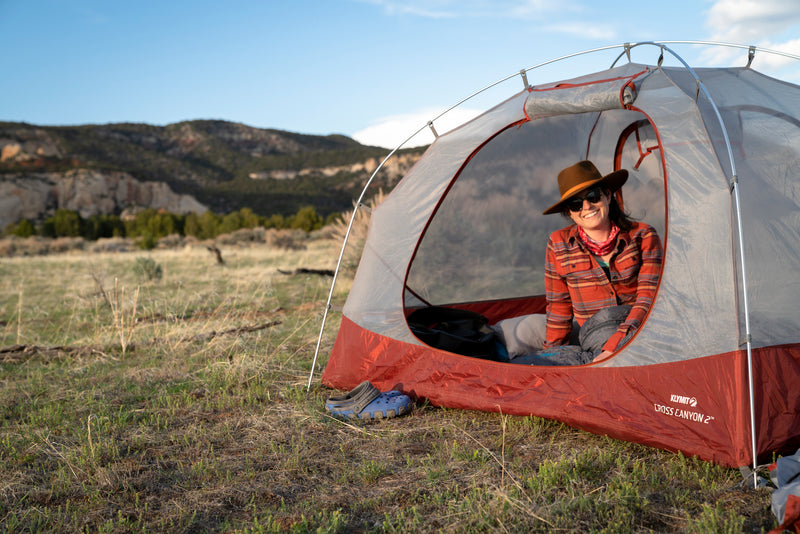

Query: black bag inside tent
[[407, 306, 498, 359]]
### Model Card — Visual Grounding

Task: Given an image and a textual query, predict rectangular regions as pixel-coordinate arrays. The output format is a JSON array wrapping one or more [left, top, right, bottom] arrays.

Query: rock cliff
[[0, 120, 424, 227], [0, 169, 207, 229]]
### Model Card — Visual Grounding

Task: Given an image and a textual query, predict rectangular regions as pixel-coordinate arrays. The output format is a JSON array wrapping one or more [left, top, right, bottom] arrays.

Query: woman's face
[[567, 186, 611, 232]]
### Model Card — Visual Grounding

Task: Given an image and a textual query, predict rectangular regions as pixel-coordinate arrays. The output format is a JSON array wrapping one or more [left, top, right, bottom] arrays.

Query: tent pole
[[651, 43, 759, 483], [732, 182, 758, 486], [306, 148, 399, 391], [696, 75, 758, 489], [308, 44, 798, 474], [610, 40, 800, 68], [307, 42, 634, 393], [613, 40, 800, 482], [305, 124, 430, 391]]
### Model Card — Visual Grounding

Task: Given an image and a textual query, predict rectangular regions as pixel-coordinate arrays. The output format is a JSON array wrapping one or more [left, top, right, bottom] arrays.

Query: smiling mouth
[[582, 209, 599, 219]]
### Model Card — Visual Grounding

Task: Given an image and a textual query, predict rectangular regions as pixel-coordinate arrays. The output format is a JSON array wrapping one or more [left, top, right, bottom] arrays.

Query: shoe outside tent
[[308, 42, 800, 474]]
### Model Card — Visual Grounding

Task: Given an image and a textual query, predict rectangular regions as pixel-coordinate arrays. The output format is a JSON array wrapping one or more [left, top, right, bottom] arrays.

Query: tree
[[184, 211, 220, 240], [184, 212, 200, 238], [7, 219, 36, 238], [239, 208, 261, 228], [219, 211, 244, 236], [289, 206, 322, 232], [124, 209, 184, 240], [42, 209, 83, 237], [263, 213, 286, 229], [84, 214, 124, 239]]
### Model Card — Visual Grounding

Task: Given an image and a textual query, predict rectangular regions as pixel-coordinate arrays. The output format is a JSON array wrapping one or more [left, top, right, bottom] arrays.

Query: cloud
[[751, 39, 800, 71], [706, 0, 800, 42], [352, 107, 483, 149], [701, 0, 800, 70]]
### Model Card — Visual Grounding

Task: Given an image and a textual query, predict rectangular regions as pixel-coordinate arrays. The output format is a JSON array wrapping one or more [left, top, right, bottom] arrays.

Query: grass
[[0, 236, 776, 533]]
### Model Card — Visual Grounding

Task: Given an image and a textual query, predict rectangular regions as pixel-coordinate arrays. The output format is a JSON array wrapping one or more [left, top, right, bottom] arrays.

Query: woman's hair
[[607, 192, 636, 231], [560, 188, 636, 231]]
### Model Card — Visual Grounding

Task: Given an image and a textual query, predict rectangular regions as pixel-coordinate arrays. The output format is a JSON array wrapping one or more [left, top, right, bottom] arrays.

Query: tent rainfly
[[310, 42, 800, 473]]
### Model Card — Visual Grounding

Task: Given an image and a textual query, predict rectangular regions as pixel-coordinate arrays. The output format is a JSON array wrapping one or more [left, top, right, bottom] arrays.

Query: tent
[[311, 42, 800, 470]]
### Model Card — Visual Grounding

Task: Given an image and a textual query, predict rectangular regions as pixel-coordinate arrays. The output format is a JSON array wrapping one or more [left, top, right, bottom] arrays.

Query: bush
[[219, 208, 262, 235], [133, 256, 163, 282], [4, 202, 349, 248], [41, 209, 83, 238], [137, 233, 158, 250], [216, 227, 265, 246], [184, 211, 220, 240], [6, 219, 36, 238], [155, 234, 184, 249], [264, 229, 307, 250], [124, 209, 184, 240], [39, 210, 124, 240], [47, 237, 85, 254], [0, 236, 50, 256], [289, 206, 323, 232], [263, 213, 286, 229], [84, 214, 125, 239], [89, 237, 135, 254]]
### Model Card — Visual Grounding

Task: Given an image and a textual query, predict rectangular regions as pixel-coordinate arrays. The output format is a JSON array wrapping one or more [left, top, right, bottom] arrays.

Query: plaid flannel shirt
[[544, 221, 663, 352]]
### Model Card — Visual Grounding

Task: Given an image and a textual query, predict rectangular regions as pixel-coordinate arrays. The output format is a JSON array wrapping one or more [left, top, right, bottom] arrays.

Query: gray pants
[[492, 305, 632, 365]]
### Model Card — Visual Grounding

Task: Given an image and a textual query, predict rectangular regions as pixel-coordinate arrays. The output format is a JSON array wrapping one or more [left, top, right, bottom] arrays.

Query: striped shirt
[[544, 221, 663, 352]]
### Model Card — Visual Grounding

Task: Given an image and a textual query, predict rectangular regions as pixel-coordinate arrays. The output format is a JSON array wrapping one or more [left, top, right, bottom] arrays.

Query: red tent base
[[323, 316, 800, 467]]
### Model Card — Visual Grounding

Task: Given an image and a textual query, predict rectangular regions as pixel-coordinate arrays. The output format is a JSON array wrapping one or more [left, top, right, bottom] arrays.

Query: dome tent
[[310, 42, 800, 471]]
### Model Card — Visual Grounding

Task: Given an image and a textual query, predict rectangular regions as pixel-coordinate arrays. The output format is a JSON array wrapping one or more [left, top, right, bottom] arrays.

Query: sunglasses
[[566, 186, 605, 212]]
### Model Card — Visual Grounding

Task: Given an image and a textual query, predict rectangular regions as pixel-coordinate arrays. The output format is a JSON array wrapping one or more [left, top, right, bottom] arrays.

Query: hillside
[[0, 120, 424, 227]]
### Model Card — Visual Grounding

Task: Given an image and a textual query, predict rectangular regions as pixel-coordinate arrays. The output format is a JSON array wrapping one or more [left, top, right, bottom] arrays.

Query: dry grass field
[[0, 233, 777, 532]]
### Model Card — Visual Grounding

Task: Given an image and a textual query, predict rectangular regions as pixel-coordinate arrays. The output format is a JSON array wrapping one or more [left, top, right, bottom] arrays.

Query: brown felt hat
[[542, 160, 628, 215]]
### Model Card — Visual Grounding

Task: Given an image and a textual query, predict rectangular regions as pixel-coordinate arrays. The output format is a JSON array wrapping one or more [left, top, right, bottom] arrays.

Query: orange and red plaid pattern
[[544, 222, 663, 352]]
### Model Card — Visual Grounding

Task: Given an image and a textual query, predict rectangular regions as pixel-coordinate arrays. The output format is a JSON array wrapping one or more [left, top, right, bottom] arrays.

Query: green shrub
[[289, 206, 323, 232], [124, 209, 184, 240], [41, 209, 83, 238], [5, 219, 36, 238], [132, 256, 163, 281], [137, 233, 158, 250], [184, 211, 220, 240]]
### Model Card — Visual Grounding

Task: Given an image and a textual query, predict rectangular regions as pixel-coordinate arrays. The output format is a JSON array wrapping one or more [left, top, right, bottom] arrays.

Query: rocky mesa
[[0, 120, 424, 229], [0, 169, 207, 230]]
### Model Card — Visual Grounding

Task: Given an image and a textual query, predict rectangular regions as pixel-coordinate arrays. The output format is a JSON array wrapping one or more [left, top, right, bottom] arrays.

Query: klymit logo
[[670, 394, 697, 407]]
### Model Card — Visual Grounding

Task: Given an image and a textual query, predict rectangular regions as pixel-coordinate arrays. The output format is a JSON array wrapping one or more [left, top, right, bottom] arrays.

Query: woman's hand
[[593, 350, 614, 363]]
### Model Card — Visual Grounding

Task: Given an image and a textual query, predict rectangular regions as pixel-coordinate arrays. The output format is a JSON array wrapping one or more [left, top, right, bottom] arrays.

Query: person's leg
[[578, 305, 632, 353], [492, 314, 581, 358], [491, 314, 547, 357]]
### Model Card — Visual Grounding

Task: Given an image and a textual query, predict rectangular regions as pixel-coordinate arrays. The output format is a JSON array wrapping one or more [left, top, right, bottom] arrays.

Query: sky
[[2, 0, 800, 149]]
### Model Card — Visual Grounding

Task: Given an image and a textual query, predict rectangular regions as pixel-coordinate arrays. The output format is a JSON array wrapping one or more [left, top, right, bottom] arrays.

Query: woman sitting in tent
[[494, 160, 662, 365]]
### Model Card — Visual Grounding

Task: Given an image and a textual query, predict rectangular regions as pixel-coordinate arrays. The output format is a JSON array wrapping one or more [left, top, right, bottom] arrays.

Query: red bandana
[[578, 224, 620, 256]]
